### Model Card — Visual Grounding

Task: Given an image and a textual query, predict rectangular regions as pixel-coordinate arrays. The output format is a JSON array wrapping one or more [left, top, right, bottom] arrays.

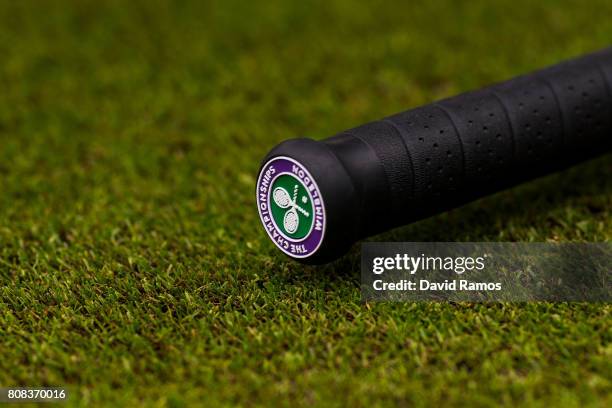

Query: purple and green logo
[[256, 156, 325, 258]]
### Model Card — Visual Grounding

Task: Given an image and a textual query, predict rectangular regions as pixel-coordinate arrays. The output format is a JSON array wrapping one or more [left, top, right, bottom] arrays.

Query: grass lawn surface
[[0, 0, 610, 406]]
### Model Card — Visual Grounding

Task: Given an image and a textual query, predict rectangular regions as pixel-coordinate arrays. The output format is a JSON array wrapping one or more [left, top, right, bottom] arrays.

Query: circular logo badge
[[256, 156, 326, 258]]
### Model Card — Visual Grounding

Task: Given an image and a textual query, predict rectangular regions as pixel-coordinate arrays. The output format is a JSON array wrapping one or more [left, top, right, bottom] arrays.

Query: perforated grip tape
[[256, 48, 612, 264]]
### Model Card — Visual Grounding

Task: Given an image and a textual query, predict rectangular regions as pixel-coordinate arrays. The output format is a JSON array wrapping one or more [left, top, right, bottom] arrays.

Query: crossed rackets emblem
[[272, 184, 310, 234]]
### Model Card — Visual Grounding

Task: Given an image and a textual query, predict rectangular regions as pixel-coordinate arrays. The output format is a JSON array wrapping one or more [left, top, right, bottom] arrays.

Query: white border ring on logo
[[256, 156, 326, 258]]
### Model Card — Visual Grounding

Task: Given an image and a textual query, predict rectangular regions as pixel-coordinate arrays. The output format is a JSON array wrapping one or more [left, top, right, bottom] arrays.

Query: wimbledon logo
[[271, 175, 313, 238], [256, 156, 325, 258]]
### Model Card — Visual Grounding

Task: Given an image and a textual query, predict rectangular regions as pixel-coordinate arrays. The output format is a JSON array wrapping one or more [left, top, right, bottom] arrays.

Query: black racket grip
[[259, 48, 612, 264]]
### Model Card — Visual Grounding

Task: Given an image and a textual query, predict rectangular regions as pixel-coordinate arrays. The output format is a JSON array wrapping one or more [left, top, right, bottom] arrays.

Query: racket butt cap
[[256, 138, 359, 264]]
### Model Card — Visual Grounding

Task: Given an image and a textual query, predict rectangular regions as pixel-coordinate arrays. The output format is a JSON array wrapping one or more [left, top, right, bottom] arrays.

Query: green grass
[[0, 0, 611, 406]]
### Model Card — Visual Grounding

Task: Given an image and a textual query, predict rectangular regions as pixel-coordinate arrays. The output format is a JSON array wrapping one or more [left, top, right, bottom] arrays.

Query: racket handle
[[257, 48, 612, 264]]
